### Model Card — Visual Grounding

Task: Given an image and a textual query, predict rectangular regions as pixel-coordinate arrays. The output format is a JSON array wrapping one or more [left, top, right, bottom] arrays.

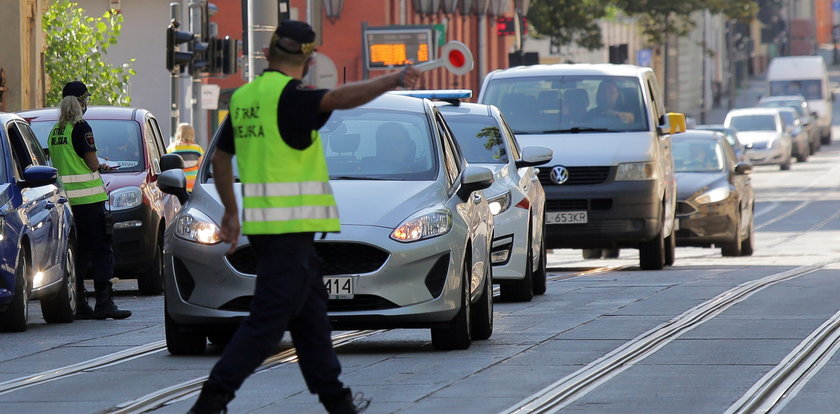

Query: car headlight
[[107, 186, 142, 211], [616, 162, 659, 181], [694, 187, 730, 205], [488, 191, 512, 216], [176, 209, 221, 245], [391, 209, 452, 242]]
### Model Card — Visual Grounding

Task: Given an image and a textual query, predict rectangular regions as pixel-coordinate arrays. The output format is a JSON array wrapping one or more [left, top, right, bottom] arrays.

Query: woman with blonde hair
[[167, 123, 204, 192], [47, 80, 131, 320]]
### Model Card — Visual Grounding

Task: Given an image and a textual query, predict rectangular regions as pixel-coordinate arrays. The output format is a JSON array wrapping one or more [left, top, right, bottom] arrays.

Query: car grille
[[226, 242, 390, 276], [538, 166, 611, 186], [546, 199, 612, 211], [746, 142, 768, 150], [218, 295, 399, 313]]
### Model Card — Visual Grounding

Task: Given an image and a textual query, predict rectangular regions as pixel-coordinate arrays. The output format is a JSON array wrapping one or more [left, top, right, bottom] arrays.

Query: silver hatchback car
[[159, 94, 495, 352]]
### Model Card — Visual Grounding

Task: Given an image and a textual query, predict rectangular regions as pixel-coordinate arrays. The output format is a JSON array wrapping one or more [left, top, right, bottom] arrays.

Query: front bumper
[[542, 179, 661, 249], [675, 198, 738, 246], [490, 207, 530, 281], [745, 147, 786, 165], [164, 225, 464, 332], [111, 203, 159, 276]]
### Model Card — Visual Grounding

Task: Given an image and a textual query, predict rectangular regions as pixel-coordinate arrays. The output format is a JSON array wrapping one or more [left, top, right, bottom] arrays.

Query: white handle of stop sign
[[414, 41, 474, 76]]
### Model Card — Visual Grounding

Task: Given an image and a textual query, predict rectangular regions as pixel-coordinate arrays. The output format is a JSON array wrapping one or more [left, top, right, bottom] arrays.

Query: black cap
[[62, 81, 90, 98], [271, 20, 317, 55]]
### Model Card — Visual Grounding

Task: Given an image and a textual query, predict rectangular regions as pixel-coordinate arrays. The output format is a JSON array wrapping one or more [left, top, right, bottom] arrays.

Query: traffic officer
[[188, 20, 419, 414], [166, 123, 204, 192], [48, 81, 131, 320]]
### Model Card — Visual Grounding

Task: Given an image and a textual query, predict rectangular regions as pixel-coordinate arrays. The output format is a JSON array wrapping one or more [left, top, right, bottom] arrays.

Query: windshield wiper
[[542, 127, 615, 133], [330, 175, 390, 181]]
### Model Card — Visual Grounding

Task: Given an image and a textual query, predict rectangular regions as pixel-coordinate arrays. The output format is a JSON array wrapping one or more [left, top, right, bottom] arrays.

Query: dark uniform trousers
[[208, 232, 345, 397], [71, 201, 114, 285]]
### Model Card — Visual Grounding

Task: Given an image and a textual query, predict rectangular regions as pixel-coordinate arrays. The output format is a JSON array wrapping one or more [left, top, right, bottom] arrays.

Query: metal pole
[[700, 10, 707, 124], [170, 2, 181, 142], [247, 0, 255, 81], [190, 1, 207, 146]]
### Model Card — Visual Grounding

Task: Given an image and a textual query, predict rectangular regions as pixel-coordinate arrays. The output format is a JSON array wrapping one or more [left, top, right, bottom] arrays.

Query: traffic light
[[166, 20, 194, 72], [221, 36, 239, 75], [192, 38, 210, 73]]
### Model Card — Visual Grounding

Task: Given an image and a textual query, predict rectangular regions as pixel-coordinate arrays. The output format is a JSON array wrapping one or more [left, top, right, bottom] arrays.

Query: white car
[[393, 90, 553, 302], [724, 107, 793, 170]]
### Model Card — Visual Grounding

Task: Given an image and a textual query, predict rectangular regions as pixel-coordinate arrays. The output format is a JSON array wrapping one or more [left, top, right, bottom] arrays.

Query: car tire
[[721, 216, 743, 257], [500, 226, 534, 302], [165, 303, 207, 355], [532, 231, 547, 295], [639, 224, 665, 270], [470, 265, 493, 340], [796, 145, 808, 162], [41, 241, 77, 324], [431, 259, 471, 350], [138, 235, 164, 296], [208, 328, 238, 346], [780, 151, 792, 170], [0, 251, 30, 332], [582, 249, 602, 259], [603, 248, 620, 259], [821, 129, 832, 145], [740, 214, 755, 256], [664, 226, 676, 267]]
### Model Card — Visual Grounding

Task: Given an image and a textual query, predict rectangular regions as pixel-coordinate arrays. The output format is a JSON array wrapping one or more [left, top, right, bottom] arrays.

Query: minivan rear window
[[481, 75, 649, 134], [728, 115, 777, 132], [30, 120, 145, 172], [770, 80, 822, 100]]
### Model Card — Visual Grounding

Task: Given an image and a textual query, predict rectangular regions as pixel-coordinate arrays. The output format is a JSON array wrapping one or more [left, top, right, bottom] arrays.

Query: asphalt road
[[5, 80, 840, 414]]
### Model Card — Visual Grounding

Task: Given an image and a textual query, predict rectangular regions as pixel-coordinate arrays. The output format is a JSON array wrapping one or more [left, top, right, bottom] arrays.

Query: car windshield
[[728, 115, 777, 132], [30, 120, 145, 173], [673, 139, 725, 172], [769, 80, 822, 100], [481, 75, 649, 134], [776, 110, 795, 126], [206, 109, 437, 182], [758, 100, 806, 118], [442, 113, 508, 164]]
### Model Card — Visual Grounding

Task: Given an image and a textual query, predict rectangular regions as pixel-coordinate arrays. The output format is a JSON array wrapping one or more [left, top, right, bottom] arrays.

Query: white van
[[766, 56, 833, 144], [478, 64, 686, 270]]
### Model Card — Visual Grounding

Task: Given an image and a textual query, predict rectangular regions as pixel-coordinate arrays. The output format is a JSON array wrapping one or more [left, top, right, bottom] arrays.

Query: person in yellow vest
[[48, 81, 131, 321], [187, 20, 420, 414], [167, 123, 204, 191]]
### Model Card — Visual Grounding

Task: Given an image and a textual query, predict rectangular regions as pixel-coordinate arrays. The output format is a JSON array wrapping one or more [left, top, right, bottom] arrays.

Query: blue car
[[0, 113, 77, 332]]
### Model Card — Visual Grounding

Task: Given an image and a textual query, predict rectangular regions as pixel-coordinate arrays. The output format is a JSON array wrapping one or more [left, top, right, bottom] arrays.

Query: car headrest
[[328, 133, 360, 153]]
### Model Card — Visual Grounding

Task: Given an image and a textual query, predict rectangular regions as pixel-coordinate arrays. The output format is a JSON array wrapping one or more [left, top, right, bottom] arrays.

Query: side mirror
[[660, 112, 687, 135], [160, 153, 185, 172], [20, 165, 58, 188], [158, 169, 189, 204], [734, 162, 753, 175], [516, 145, 553, 168], [457, 166, 494, 200]]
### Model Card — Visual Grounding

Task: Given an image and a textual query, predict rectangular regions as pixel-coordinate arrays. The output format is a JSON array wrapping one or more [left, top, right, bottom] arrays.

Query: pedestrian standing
[[47, 81, 132, 320], [187, 20, 419, 414], [167, 123, 204, 192]]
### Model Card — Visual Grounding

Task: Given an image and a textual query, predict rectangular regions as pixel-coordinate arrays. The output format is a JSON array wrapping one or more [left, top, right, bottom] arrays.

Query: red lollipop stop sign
[[414, 41, 474, 75]]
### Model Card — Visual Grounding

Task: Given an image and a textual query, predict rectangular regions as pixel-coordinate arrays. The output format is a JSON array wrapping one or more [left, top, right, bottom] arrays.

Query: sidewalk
[[706, 77, 767, 124]]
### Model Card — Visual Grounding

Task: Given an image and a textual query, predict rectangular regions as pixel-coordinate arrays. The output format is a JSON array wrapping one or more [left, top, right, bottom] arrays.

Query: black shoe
[[75, 294, 96, 320], [321, 388, 371, 414], [187, 382, 234, 414], [93, 282, 132, 320]]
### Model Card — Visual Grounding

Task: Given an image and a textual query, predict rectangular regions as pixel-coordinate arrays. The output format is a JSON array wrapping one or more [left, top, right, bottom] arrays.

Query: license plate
[[546, 211, 588, 224], [324, 276, 354, 299]]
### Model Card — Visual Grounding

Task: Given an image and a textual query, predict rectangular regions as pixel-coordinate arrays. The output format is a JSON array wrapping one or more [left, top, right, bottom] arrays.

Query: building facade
[[0, 0, 49, 112]]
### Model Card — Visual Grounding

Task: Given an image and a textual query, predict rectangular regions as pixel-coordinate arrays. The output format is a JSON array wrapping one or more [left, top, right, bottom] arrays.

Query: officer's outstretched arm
[[319, 66, 420, 112]]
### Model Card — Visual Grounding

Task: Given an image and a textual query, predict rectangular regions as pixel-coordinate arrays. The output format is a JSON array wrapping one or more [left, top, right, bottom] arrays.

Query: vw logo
[[550, 166, 569, 184]]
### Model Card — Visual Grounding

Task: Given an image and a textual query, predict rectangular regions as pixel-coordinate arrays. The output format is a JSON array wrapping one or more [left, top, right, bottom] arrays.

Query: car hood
[[196, 180, 446, 229], [101, 171, 146, 192], [514, 131, 654, 166], [736, 131, 780, 144], [676, 172, 728, 200], [331, 180, 446, 227]]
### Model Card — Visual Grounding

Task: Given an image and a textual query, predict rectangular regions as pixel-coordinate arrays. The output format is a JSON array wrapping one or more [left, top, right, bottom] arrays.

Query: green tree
[[527, 0, 757, 50], [43, 0, 135, 106]]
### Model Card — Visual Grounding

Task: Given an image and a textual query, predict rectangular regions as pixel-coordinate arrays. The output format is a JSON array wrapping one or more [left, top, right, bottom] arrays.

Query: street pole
[[189, 1, 206, 147], [700, 10, 707, 125], [169, 2, 181, 142]]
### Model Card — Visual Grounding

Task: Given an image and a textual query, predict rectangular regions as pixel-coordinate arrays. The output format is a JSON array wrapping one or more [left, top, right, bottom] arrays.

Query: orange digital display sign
[[365, 27, 434, 70]]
